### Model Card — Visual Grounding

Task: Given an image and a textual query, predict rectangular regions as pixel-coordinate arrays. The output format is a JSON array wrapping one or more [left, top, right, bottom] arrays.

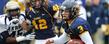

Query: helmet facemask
[[60, 6, 79, 21], [7, 8, 20, 18], [71, 6, 80, 19]]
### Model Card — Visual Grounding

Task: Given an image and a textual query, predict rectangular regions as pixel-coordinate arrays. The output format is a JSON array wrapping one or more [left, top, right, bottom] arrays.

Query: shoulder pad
[[70, 17, 88, 29]]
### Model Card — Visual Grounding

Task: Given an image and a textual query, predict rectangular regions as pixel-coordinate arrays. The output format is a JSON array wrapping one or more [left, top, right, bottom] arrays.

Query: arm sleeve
[[79, 31, 93, 44], [53, 31, 70, 44], [78, 24, 93, 44]]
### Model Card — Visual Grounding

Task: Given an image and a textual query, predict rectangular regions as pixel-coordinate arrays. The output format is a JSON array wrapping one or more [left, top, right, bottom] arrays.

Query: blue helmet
[[60, 0, 80, 19]]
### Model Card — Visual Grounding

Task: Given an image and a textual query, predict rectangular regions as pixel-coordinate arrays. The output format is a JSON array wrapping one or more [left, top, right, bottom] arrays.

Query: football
[[67, 39, 85, 44]]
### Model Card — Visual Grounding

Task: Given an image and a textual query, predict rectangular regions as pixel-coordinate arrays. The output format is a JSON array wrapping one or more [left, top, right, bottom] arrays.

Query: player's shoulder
[[19, 14, 25, 18], [74, 17, 87, 25], [70, 17, 89, 28], [0, 14, 7, 18], [0, 14, 7, 23]]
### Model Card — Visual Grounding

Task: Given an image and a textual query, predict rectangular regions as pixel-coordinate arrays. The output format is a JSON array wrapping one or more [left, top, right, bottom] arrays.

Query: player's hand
[[45, 39, 54, 44], [53, 4, 60, 11], [21, 20, 30, 31]]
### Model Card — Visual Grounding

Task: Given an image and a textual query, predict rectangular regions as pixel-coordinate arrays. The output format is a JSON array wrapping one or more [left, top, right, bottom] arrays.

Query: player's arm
[[79, 31, 93, 44], [46, 27, 70, 44], [78, 26, 93, 44], [6, 34, 35, 44], [46, 32, 70, 44], [1, 31, 34, 44], [20, 19, 31, 32], [19, 15, 32, 32]]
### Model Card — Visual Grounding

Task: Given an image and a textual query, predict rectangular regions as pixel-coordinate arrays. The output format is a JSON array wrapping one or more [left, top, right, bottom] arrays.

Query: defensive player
[[0, 1, 35, 44]]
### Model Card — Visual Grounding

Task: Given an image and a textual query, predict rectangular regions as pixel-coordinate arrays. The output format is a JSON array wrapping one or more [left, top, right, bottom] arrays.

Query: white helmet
[[5, 1, 20, 10]]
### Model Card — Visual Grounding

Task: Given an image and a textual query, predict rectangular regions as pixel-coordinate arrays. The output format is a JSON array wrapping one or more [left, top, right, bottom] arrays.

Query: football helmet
[[5, 1, 20, 17], [60, 0, 80, 20]]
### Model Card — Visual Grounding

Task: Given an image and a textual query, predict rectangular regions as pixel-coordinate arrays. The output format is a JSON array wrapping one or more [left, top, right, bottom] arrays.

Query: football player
[[0, 1, 35, 44], [53, 0, 87, 37], [26, 0, 58, 44], [46, 0, 93, 44]]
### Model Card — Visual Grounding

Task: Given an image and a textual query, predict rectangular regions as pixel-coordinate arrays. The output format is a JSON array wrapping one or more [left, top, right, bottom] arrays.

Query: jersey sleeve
[[70, 22, 90, 36], [63, 17, 91, 36]]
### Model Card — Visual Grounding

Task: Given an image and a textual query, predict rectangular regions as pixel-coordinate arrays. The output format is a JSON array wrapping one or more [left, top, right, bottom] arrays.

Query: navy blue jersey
[[28, 8, 55, 39], [62, 17, 91, 39]]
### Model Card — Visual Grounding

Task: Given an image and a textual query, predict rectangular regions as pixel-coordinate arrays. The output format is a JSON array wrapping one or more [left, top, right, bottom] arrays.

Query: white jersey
[[0, 15, 8, 33], [0, 14, 25, 33]]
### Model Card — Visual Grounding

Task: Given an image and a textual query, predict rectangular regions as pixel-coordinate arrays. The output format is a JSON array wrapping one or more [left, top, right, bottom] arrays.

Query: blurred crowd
[[85, 0, 109, 44]]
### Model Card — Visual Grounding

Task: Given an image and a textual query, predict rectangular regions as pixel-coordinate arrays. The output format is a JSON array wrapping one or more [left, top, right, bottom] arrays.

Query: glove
[[25, 34, 35, 40], [53, 4, 60, 11], [16, 36, 26, 42], [16, 34, 35, 42]]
